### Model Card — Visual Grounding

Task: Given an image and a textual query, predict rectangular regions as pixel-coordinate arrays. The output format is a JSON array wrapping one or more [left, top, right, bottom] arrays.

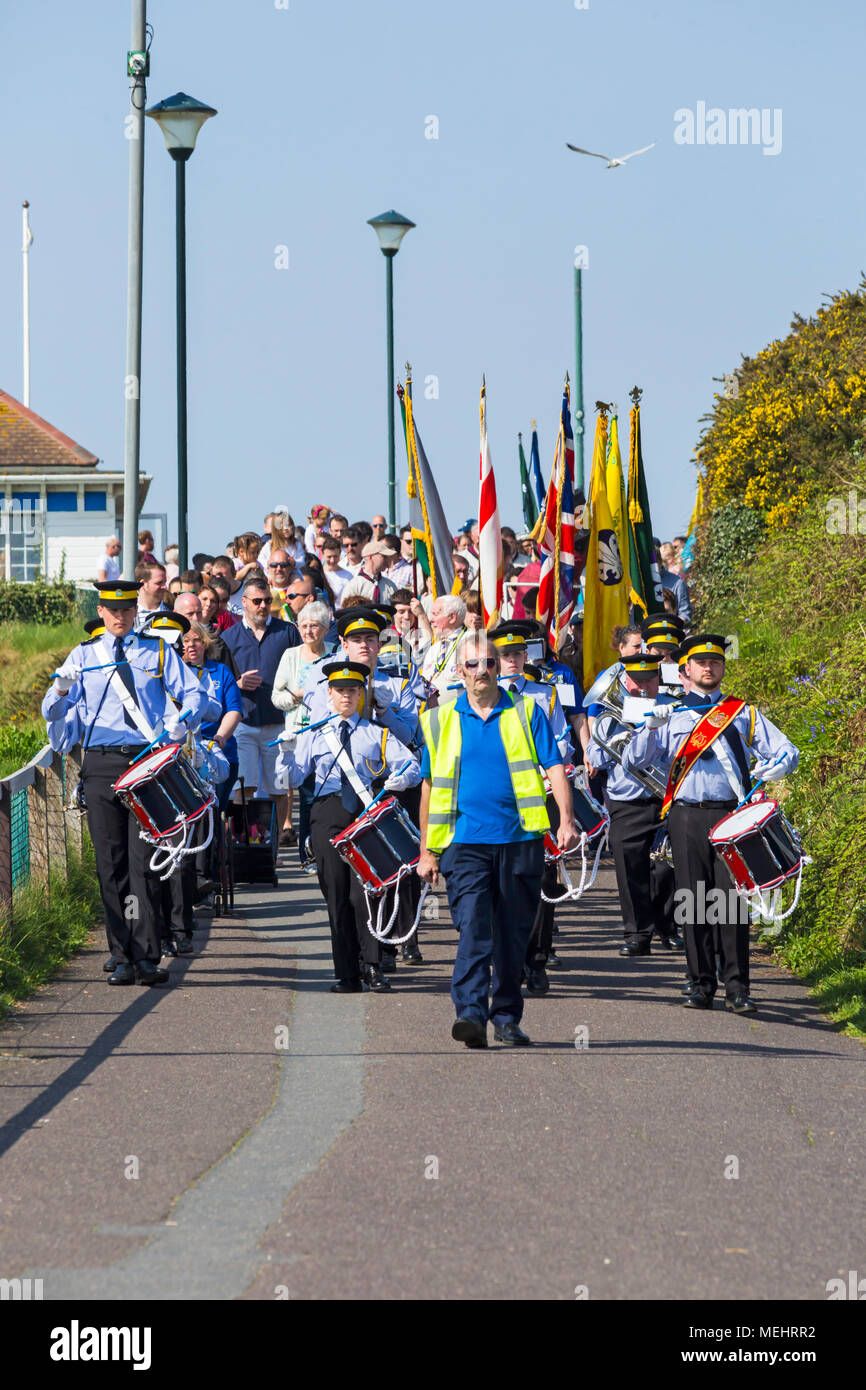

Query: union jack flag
[[536, 383, 583, 651]]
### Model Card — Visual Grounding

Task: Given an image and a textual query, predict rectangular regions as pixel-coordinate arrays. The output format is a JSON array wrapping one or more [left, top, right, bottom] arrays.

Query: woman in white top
[[259, 510, 306, 570], [271, 601, 334, 857]]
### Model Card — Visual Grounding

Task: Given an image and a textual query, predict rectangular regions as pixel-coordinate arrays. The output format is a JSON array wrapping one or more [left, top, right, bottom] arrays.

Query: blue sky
[[2, 0, 863, 554]]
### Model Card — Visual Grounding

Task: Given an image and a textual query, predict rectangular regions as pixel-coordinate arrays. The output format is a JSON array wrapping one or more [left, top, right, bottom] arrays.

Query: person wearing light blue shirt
[[41, 583, 218, 988], [622, 633, 798, 1013], [277, 658, 420, 994]]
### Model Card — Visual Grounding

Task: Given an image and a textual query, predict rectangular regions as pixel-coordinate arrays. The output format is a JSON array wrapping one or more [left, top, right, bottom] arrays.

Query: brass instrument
[[590, 672, 669, 799]]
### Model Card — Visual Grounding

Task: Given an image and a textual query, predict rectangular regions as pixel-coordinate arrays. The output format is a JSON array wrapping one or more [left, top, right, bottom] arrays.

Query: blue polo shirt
[[420, 690, 562, 844], [222, 617, 299, 727]]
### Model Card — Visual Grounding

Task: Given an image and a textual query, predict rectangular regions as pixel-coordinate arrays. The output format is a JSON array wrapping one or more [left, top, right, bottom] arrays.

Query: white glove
[[643, 705, 674, 729], [384, 770, 411, 793], [53, 657, 83, 694], [191, 743, 205, 769], [751, 757, 786, 783], [164, 715, 188, 744]]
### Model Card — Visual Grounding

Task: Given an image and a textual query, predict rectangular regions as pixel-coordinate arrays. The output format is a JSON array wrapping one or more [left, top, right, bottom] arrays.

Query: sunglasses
[[286, 591, 310, 600], [246, 596, 271, 605], [463, 658, 497, 670], [269, 561, 289, 569]]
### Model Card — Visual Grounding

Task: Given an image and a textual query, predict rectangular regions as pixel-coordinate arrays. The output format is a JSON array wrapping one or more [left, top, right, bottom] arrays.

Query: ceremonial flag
[[626, 402, 663, 618], [583, 410, 631, 690], [536, 381, 584, 651], [478, 378, 503, 628], [398, 373, 455, 599], [529, 421, 545, 512], [681, 471, 706, 570], [518, 432, 538, 531]]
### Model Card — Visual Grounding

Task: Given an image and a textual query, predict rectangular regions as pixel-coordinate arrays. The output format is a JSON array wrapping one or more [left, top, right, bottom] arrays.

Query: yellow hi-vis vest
[[420, 694, 550, 851]]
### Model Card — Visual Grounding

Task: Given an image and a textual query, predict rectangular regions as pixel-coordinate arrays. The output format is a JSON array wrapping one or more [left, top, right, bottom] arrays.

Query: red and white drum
[[709, 799, 805, 894], [113, 743, 215, 842], [543, 765, 609, 862], [330, 795, 421, 895]]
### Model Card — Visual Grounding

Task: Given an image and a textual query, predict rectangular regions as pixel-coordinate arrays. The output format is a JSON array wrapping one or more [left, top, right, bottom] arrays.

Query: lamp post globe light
[[146, 93, 217, 572], [367, 210, 415, 530]]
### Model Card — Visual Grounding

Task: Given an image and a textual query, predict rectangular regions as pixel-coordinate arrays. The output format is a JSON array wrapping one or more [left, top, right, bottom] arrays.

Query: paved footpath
[[0, 847, 862, 1301]]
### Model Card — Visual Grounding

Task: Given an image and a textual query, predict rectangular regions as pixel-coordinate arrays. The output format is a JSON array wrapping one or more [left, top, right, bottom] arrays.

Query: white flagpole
[[22, 201, 32, 407]]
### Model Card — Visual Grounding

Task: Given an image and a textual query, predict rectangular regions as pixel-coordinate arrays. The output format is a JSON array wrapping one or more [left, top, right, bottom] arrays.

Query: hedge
[[0, 581, 81, 624]]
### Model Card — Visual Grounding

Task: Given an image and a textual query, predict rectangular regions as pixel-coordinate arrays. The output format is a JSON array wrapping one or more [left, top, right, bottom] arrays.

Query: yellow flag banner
[[583, 412, 631, 691]]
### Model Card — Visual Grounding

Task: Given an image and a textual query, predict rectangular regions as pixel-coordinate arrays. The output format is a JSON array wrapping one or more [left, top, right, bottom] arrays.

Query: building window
[[47, 491, 78, 512], [84, 490, 107, 512], [6, 495, 44, 581]]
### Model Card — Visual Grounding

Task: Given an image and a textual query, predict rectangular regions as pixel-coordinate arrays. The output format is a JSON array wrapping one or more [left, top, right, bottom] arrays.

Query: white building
[[0, 389, 151, 582]]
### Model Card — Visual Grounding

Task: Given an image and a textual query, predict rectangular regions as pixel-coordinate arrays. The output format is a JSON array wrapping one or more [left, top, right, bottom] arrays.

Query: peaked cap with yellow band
[[83, 617, 107, 640], [140, 611, 191, 642], [322, 660, 370, 687], [621, 653, 662, 675], [490, 619, 535, 650], [641, 611, 685, 640], [94, 580, 141, 609], [680, 632, 728, 661], [336, 606, 389, 640]]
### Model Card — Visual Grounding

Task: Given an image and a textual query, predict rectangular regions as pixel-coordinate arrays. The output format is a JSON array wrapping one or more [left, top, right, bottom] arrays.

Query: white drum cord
[[364, 868, 429, 945], [144, 805, 215, 881], [542, 826, 609, 904]]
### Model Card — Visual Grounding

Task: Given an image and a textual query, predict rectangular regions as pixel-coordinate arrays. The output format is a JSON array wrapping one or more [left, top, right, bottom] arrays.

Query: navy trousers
[[440, 839, 544, 1026]]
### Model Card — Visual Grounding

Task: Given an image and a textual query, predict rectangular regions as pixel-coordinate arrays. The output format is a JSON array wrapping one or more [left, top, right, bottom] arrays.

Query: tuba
[[590, 672, 669, 799]]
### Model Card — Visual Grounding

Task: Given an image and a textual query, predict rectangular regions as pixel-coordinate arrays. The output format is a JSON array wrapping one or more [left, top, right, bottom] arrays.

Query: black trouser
[[526, 794, 558, 967], [608, 797, 675, 946], [310, 794, 382, 980], [82, 747, 162, 966], [667, 800, 749, 997], [382, 782, 422, 954]]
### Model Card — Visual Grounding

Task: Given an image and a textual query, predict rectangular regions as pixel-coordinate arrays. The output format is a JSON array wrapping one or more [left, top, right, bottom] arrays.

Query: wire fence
[[0, 745, 84, 926]]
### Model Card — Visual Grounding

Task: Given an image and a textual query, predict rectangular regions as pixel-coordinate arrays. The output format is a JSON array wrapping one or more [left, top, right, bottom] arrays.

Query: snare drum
[[543, 766, 609, 862], [330, 795, 421, 895], [709, 799, 805, 894], [113, 743, 215, 843]]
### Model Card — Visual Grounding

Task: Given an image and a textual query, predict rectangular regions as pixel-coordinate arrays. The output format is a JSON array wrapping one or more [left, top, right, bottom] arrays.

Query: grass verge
[[0, 838, 101, 1019]]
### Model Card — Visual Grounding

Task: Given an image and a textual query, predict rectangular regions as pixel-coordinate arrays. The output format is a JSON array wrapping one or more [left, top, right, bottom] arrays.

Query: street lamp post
[[146, 92, 217, 572], [367, 210, 415, 530]]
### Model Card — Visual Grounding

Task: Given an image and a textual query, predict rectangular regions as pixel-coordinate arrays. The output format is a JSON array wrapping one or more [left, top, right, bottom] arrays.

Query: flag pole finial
[[405, 361, 412, 380], [518, 430, 523, 443], [629, 385, 643, 406], [595, 400, 611, 419], [531, 418, 536, 430]]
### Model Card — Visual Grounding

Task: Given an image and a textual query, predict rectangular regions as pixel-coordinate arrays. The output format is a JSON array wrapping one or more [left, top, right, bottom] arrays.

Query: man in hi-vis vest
[[417, 633, 578, 1048]]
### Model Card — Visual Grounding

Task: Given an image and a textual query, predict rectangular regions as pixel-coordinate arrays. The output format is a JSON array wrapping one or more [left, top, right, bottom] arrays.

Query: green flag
[[518, 432, 538, 530], [626, 404, 663, 618]]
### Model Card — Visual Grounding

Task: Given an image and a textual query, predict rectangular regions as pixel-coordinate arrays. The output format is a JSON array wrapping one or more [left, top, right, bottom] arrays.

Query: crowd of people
[[47, 502, 798, 1040]]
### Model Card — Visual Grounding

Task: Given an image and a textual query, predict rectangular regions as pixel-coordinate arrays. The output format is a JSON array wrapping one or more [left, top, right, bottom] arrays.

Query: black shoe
[[656, 932, 686, 952], [107, 962, 135, 986], [682, 991, 713, 1009], [401, 944, 423, 963], [176, 935, 194, 955], [136, 961, 170, 986], [363, 964, 391, 992], [546, 948, 564, 970], [380, 950, 398, 974], [195, 878, 219, 901], [451, 1017, 487, 1048], [331, 978, 364, 993], [681, 980, 701, 996], [725, 993, 757, 1014], [525, 966, 549, 996], [494, 1021, 531, 1046], [619, 940, 651, 957], [103, 955, 117, 973], [161, 938, 178, 958]]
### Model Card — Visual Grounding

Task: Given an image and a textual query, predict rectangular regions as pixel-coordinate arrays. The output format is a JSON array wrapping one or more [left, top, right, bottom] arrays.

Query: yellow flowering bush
[[697, 281, 866, 527]]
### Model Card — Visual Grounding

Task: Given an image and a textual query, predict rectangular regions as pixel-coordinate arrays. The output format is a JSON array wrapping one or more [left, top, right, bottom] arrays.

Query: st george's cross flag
[[478, 378, 503, 628], [536, 381, 584, 651]]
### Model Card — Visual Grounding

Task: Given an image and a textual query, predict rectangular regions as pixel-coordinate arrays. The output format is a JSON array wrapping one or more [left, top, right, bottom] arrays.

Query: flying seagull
[[566, 141, 655, 169]]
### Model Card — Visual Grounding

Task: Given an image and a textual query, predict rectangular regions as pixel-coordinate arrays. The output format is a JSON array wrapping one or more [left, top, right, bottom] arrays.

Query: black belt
[[86, 744, 148, 756], [672, 799, 737, 810]]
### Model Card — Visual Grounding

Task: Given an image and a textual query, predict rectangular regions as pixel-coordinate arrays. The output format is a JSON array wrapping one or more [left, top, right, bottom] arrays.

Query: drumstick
[[731, 777, 765, 814]]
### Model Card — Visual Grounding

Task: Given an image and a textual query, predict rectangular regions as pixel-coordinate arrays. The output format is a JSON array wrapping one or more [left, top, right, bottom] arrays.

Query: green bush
[[0, 720, 45, 779], [690, 502, 765, 621], [0, 580, 81, 625]]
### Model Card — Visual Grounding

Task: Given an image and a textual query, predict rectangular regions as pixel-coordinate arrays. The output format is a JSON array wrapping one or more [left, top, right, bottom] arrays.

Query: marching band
[[43, 586, 803, 1035]]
